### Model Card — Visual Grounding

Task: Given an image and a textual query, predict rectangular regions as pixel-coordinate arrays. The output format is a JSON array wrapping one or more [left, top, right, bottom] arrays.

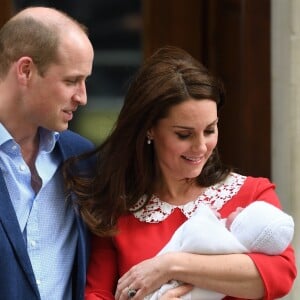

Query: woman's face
[[148, 98, 218, 183]]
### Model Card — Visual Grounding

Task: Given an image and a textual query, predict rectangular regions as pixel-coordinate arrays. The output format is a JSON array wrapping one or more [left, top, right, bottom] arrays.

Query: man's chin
[[53, 123, 69, 132]]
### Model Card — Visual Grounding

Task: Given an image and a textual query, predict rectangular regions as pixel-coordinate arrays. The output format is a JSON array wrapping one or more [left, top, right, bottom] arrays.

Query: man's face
[[24, 31, 94, 132]]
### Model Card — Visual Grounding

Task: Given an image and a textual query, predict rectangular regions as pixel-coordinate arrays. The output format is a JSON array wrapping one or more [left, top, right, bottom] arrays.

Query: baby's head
[[229, 201, 294, 255]]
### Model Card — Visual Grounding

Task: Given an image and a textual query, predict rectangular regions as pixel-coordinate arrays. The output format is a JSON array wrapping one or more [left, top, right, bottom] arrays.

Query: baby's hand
[[212, 209, 221, 219], [225, 207, 244, 229], [159, 284, 193, 300]]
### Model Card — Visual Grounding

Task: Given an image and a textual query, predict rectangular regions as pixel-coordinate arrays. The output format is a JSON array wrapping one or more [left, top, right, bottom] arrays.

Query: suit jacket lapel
[[56, 136, 89, 299], [0, 171, 39, 297]]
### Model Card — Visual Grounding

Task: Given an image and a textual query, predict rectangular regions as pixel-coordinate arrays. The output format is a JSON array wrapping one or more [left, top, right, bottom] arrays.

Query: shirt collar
[[0, 123, 14, 146], [38, 128, 60, 153], [0, 123, 60, 153]]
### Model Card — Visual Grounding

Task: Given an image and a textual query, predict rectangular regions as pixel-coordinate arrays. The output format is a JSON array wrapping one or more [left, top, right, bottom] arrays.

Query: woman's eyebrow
[[172, 118, 218, 130]]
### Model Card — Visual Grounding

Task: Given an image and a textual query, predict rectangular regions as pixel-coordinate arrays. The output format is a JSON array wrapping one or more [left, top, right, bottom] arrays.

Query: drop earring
[[147, 138, 152, 145]]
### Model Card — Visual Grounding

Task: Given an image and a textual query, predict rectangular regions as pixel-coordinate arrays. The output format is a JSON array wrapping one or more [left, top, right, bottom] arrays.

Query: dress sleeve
[[221, 177, 297, 300], [248, 246, 296, 299], [85, 235, 118, 300]]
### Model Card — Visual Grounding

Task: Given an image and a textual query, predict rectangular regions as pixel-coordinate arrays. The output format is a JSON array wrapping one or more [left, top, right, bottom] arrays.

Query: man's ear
[[16, 56, 34, 84]]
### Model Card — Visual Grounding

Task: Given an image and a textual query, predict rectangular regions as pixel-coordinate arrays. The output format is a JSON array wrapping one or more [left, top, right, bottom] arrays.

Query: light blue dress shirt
[[0, 124, 77, 300]]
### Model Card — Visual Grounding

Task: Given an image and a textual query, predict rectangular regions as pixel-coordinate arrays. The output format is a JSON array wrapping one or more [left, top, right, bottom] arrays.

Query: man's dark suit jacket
[[0, 130, 94, 300]]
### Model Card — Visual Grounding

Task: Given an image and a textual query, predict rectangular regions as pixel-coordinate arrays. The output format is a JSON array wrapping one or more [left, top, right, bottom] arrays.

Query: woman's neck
[[154, 178, 205, 206]]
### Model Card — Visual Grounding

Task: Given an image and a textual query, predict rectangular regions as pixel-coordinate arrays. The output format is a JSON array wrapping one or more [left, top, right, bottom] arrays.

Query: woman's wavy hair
[[63, 46, 231, 236]]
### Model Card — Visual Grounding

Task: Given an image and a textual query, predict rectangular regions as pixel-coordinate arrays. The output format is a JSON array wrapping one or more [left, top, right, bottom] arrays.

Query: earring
[[147, 138, 152, 145]]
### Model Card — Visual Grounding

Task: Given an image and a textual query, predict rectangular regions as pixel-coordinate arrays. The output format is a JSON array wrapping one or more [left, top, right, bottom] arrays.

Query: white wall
[[272, 0, 300, 298]]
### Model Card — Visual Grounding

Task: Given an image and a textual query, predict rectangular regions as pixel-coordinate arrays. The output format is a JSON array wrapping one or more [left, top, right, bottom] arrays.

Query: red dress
[[85, 173, 297, 299]]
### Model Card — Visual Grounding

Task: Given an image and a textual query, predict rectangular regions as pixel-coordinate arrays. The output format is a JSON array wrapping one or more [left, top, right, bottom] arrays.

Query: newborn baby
[[145, 201, 294, 300]]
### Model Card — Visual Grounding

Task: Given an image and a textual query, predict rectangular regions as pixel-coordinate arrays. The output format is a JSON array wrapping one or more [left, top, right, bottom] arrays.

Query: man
[[0, 6, 94, 300]]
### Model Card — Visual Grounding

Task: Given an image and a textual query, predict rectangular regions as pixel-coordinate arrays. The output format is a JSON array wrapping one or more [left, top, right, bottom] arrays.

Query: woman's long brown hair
[[63, 46, 231, 236]]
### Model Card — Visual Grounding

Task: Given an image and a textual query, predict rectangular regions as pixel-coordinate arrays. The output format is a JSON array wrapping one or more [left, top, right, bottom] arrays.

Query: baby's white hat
[[230, 201, 294, 255]]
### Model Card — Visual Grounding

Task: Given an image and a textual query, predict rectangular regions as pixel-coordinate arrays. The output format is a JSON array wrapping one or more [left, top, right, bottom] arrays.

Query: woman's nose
[[192, 136, 207, 152]]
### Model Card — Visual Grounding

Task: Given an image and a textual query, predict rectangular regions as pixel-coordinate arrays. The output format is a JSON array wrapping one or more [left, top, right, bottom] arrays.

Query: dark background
[[2, 0, 271, 178]]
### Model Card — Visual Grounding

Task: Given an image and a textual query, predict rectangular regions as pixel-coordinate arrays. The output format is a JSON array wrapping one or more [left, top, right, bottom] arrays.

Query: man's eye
[[66, 79, 77, 84]]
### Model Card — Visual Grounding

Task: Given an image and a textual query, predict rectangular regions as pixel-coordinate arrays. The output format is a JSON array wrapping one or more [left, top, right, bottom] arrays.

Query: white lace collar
[[131, 173, 246, 223]]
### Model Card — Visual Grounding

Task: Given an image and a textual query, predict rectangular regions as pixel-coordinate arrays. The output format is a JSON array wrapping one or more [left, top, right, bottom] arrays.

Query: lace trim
[[131, 173, 246, 223]]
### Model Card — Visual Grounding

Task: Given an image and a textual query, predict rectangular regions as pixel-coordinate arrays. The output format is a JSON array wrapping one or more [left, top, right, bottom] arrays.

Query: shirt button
[[30, 240, 36, 247], [19, 164, 26, 171], [36, 279, 41, 285], [12, 145, 17, 151]]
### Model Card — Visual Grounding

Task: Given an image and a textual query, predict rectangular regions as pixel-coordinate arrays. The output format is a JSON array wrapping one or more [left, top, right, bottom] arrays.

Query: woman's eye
[[205, 129, 215, 135], [176, 133, 191, 139]]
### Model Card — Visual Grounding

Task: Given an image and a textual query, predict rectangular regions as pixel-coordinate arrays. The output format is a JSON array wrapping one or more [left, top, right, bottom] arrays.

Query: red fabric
[[85, 176, 297, 300]]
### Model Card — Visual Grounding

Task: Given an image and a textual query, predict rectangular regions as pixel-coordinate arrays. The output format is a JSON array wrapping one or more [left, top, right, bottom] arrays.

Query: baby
[[145, 201, 294, 300]]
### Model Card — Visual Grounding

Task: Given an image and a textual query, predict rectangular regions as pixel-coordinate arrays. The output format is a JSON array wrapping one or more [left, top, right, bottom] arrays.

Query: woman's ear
[[146, 129, 154, 144], [146, 128, 154, 140]]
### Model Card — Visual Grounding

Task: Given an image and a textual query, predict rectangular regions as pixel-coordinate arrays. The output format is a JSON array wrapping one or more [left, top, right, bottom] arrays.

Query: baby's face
[[226, 207, 244, 229]]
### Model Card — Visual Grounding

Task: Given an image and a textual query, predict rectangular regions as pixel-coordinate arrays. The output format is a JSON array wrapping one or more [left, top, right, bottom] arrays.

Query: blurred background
[[2, 0, 271, 178], [1, 1, 299, 298], [13, 0, 143, 144]]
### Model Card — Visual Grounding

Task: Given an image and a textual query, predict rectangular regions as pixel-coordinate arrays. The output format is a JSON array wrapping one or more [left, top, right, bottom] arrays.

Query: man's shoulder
[[59, 130, 93, 146], [58, 130, 95, 156]]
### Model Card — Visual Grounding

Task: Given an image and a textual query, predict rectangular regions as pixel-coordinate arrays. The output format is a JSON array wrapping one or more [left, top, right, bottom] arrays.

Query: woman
[[64, 46, 296, 299]]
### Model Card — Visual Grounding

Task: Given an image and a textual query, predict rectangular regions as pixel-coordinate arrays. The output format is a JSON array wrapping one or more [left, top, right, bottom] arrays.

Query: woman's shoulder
[[223, 172, 274, 188], [238, 173, 276, 193], [243, 174, 274, 185], [205, 173, 276, 211], [221, 173, 279, 213]]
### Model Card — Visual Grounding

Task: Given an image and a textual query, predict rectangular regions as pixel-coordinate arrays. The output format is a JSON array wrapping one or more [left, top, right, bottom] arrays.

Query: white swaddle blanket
[[145, 201, 294, 300]]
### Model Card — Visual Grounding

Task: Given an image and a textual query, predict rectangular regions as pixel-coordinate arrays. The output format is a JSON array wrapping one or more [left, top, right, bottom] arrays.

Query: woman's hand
[[115, 254, 173, 300], [159, 285, 193, 300]]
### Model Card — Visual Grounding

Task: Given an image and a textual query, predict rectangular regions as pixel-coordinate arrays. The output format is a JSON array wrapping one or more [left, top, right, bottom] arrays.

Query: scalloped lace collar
[[131, 173, 246, 223]]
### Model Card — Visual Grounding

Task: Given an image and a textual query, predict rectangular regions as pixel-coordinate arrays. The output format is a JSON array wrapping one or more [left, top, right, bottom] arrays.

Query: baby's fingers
[[159, 285, 193, 300]]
